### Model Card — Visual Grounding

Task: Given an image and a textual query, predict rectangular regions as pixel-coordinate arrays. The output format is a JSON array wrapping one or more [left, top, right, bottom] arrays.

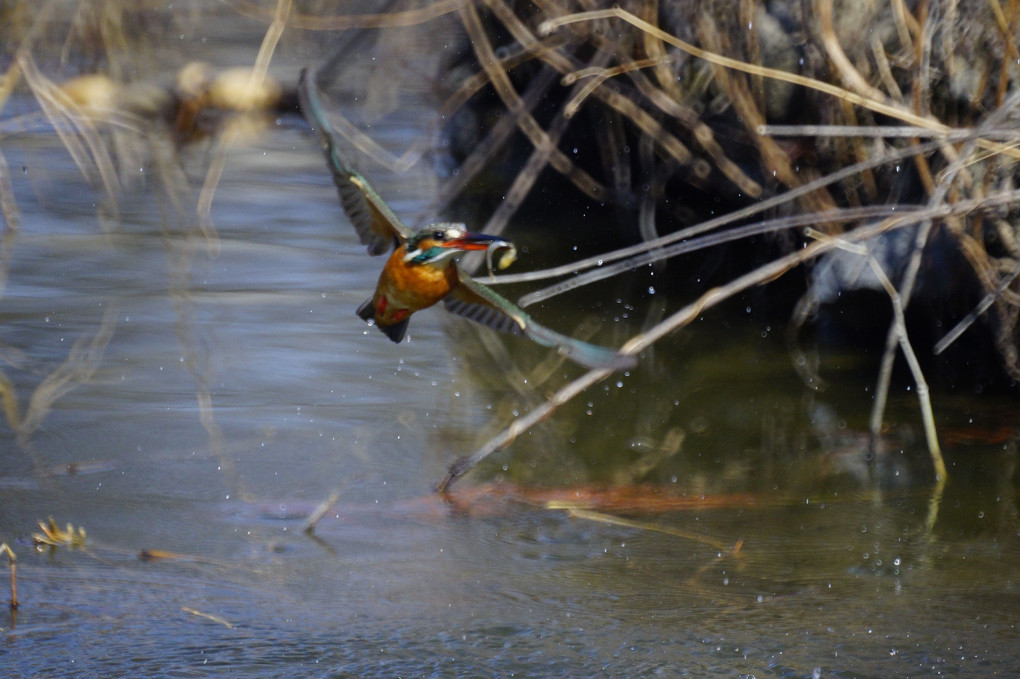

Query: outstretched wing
[[444, 272, 525, 336], [447, 271, 637, 371], [298, 67, 412, 255]]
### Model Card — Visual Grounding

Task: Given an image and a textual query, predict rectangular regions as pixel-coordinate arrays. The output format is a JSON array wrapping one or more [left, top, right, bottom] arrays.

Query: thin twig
[[758, 124, 1020, 140], [517, 186, 1020, 309], [934, 261, 1020, 355], [490, 138, 949, 288], [809, 231, 947, 481], [865, 256, 947, 482]]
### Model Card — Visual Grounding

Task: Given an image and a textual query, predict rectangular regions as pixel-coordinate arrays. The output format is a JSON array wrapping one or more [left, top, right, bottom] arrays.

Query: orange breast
[[372, 247, 458, 325]]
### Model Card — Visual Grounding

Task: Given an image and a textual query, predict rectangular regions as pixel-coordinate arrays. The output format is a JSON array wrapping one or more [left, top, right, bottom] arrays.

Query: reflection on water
[[0, 9, 1018, 679]]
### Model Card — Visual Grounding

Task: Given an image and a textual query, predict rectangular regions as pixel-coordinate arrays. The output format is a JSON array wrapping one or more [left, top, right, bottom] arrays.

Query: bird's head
[[404, 224, 512, 266]]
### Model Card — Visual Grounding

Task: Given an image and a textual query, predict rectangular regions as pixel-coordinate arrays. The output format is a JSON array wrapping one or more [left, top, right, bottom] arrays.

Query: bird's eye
[[433, 230, 446, 240]]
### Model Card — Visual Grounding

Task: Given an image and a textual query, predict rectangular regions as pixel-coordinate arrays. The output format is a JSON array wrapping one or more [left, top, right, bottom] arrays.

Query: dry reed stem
[[302, 492, 341, 534], [871, 34, 904, 101], [566, 508, 740, 552], [461, 0, 606, 205], [698, 15, 830, 212], [0, 370, 20, 439], [758, 125, 1020, 140], [990, 0, 1020, 106], [481, 65, 604, 236], [19, 52, 122, 214], [479, 0, 735, 192], [815, 0, 889, 109], [907, 0, 938, 195], [571, 26, 761, 196], [435, 72, 568, 221], [640, 0, 683, 103], [626, 67, 761, 196], [934, 261, 1020, 355], [0, 147, 20, 304], [226, 0, 461, 30], [426, 32, 575, 212], [0, 543, 16, 609], [197, 0, 292, 253], [806, 230, 947, 481]]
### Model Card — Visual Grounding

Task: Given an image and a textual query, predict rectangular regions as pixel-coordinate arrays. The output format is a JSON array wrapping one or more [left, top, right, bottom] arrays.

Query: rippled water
[[1, 12, 1018, 678]]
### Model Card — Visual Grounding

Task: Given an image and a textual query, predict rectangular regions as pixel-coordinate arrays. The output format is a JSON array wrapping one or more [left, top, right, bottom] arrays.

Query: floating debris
[[32, 517, 87, 550]]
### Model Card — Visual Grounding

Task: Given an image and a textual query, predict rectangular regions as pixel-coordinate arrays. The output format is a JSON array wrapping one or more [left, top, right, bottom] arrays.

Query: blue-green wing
[[445, 270, 526, 336], [448, 271, 636, 371], [298, 67, 412, 255]]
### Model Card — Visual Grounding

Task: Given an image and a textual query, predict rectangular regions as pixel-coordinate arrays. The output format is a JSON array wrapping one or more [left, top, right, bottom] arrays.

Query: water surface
[[0, 12, 1018, 679]]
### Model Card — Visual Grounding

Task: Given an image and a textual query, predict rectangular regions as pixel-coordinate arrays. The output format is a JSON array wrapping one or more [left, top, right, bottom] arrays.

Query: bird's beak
[[441, 232, 511, 251]]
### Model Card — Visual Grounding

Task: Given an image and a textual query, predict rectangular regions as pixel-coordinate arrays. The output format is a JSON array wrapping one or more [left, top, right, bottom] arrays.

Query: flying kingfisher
[[298, 68, 635, 371]]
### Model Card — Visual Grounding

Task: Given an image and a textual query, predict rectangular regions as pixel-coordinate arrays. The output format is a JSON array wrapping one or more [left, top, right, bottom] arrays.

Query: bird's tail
[[523, 321, 636, 371]]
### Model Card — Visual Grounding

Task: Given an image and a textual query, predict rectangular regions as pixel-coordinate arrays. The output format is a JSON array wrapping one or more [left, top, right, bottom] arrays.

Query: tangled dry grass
[[384, 0, 1020, 489]]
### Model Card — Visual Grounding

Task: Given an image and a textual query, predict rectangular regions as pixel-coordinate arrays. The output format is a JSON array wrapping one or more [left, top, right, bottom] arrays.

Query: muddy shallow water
[[1, 11, 1019, 678]]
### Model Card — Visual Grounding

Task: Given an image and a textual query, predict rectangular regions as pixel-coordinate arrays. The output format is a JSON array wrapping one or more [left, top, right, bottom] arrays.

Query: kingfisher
[[298, 68, 635, 371]]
